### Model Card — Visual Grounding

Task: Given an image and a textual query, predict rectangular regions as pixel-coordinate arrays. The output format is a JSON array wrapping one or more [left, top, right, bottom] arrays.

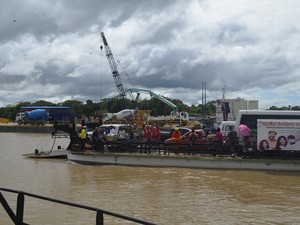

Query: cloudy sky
[[1, 0, 299, 109]]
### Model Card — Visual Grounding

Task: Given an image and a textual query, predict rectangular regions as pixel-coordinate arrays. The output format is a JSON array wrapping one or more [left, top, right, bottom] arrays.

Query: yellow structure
[[0, 118, 10, 123]]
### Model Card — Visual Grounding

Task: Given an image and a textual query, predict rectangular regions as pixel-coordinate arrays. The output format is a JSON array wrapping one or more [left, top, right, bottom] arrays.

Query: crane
[[100, 32, 178, 113], [100, 32, 126, 97]]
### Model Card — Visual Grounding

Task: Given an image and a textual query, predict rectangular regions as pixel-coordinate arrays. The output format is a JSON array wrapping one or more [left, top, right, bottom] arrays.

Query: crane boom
[[101, 32, 126, 96], [120, 88, 178, 113], [101, 32, 179, 114]]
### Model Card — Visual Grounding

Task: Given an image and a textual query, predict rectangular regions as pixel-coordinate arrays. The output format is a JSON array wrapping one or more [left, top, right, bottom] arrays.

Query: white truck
[[15, 109, 49, 125], [102, 109, 136, 123], [15, 112, 26, 122], [103, 109, 190, 128], [219, 121, 235, 137]]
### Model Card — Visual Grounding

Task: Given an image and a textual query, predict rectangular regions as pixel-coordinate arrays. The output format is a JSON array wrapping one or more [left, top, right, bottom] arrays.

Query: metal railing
[[0, 188, 158, 225]]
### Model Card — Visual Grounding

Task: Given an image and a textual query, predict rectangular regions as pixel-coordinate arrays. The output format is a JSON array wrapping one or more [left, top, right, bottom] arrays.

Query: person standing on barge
[[79, 126, 87, 150], [206, 131, 216, 143], [188, 129, 198, 143], [227, 126, 237, 151], [216, 128, 223, 144], [151, 124, 158, 142], [172, 127, 182, 154], [144, 125, 152, 153], [92, 127, 99, 150], [216, 128, 224, 151]]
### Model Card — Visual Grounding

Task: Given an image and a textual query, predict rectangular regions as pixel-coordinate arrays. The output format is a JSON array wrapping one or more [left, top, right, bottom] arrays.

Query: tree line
[[0, 97, 299, 121], [0, 97, 216, 121]]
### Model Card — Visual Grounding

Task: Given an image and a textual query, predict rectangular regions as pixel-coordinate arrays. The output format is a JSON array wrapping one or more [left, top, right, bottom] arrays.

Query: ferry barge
[[53, 123, 300, 171]]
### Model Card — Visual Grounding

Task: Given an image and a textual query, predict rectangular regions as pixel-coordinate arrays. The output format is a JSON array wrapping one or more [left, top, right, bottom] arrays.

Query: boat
[[53, 123, 300, 171], [67, 151, 300, 171]]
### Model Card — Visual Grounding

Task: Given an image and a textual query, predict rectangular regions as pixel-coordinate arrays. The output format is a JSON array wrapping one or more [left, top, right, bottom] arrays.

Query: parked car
[[219, 121, 235, 137]]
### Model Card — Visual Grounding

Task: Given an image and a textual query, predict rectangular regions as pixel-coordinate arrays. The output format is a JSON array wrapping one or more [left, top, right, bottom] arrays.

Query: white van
[[219, 121, 235, 137]]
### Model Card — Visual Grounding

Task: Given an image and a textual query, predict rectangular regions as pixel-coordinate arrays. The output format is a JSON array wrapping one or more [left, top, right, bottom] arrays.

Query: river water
[[0, 132, 299, 225]]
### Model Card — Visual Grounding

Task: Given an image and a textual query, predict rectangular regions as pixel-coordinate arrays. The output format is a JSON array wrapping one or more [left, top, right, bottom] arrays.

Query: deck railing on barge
[[93, 140, 300, 159], [0, 187, 158, 225]]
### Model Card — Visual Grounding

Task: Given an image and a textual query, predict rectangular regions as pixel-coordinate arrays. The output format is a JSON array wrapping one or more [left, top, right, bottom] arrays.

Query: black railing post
[[96, 210, 104, 225], [0, 188, 158, 225], [0, 191, 16, 222], [15, 192, 25, 225]]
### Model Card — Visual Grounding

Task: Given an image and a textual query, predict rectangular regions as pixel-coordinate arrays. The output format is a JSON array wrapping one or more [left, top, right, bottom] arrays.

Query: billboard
[[257, 119, 300, 151]]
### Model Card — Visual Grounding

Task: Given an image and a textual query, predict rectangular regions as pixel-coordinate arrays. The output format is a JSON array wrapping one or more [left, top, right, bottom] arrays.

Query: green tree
[[61, 100, 84, 117], [32, 100, 56, 106], [84, 100, 101, 117], [269, 106, 279, 110], [291, 106, 300, 110], [0, 105, 18, 120], [106, 98, 131, 113]]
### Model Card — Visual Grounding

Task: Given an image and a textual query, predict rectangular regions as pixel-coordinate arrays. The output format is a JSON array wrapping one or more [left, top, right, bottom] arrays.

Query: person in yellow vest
[[79, 126, 87, 150]]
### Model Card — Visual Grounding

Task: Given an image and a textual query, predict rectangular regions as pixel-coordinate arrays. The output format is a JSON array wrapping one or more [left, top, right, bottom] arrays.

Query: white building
[[215, 98, 259, 123]]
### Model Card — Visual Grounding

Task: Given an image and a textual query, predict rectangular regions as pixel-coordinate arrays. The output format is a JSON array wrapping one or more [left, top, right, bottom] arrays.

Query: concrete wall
[[0, 124, 54, 133]]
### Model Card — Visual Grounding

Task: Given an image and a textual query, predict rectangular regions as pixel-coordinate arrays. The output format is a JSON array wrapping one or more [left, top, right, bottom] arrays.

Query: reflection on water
[[0, 133, 299, 224]]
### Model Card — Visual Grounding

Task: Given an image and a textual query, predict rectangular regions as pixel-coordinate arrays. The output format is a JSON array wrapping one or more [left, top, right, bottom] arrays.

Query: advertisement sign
[[257, 119, 300, 151]]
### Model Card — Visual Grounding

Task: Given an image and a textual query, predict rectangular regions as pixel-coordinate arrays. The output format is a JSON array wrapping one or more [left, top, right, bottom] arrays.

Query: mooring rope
[[35, 134, 49, 150], [40, 135, 57, 155], [34, 132, 70, 156]]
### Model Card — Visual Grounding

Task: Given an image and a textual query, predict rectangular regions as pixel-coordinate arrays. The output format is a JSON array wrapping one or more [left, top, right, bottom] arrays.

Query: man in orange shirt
[[172, 127, 182, 154], [172, 127, 182, 142]]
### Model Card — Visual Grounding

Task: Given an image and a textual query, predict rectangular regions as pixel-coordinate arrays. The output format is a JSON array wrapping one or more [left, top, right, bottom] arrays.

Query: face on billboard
[[268, 132, 277, 140], [287, 136, 296, 145]]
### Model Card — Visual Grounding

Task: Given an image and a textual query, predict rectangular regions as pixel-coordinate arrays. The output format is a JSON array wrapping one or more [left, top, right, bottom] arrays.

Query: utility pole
[[202, 82, 206, 114]]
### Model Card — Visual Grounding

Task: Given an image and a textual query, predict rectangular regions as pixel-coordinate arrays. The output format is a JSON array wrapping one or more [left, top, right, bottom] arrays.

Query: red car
[[165, 129, 206, 144]]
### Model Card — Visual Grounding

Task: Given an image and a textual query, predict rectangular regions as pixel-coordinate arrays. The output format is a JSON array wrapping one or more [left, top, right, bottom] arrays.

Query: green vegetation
[[0, 97, 216, 121], [0, 98, 299, 121]]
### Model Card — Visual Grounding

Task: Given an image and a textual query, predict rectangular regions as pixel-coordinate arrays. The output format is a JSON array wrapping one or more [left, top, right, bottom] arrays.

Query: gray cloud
[[0, 0, 300, 110]]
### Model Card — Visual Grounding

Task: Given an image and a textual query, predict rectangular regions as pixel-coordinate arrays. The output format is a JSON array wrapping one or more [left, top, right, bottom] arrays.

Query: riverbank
[[0, 123, 54, 133]]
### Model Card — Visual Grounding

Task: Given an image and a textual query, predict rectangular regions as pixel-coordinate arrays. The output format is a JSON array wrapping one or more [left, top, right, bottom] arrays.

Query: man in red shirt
[[216, 128, 224, 145], [144, 125, 152, 153], [151, 124, 158, 141]]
